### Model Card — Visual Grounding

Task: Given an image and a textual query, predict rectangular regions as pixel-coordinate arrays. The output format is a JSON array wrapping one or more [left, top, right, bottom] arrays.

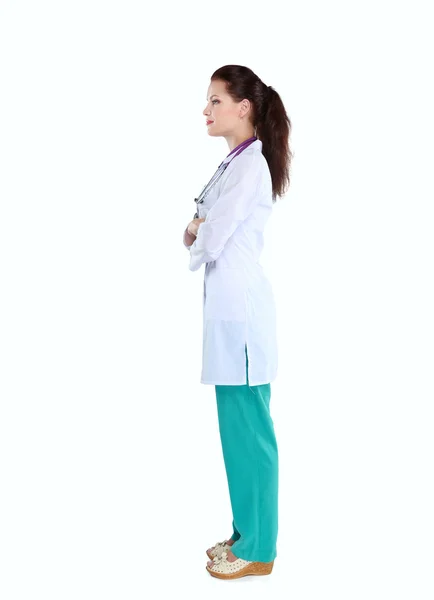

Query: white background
[[1, 1, 433, 598]]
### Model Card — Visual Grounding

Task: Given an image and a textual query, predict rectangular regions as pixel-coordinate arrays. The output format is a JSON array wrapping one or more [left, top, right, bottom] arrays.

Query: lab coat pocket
[[204, 267, 247, 323]]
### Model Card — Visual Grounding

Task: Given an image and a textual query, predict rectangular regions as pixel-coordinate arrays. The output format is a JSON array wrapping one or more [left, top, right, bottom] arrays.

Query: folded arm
[[188, 152, 261, 272]]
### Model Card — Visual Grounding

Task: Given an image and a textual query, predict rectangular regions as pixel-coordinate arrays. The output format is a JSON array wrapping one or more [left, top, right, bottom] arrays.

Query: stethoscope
[[192, 136, 257, 219]]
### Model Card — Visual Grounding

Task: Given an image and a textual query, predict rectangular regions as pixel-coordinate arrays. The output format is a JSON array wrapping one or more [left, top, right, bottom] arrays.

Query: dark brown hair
[[211, 64, 293, 202]]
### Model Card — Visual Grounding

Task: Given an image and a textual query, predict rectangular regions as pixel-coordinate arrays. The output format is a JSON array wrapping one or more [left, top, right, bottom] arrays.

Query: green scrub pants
[[214, 344, 279, 563]]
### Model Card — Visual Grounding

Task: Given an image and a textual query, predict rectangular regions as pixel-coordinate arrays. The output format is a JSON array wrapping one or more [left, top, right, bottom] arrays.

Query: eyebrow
[[206, 94, 220, 101]]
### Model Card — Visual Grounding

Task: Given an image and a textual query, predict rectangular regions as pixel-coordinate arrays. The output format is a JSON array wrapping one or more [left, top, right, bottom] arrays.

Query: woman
[[183, 65, 292, 580]]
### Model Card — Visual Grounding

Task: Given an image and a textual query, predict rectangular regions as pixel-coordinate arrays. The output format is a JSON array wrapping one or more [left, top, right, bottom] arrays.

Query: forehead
[[206, 80, 228, 100]]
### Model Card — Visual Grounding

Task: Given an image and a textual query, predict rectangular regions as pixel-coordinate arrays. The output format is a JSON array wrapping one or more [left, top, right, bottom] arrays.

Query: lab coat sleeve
[[188, 152, 261, 272]]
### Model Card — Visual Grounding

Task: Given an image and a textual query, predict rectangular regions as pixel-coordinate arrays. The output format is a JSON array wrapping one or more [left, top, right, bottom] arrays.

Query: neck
[[226, 129, 256, 152]]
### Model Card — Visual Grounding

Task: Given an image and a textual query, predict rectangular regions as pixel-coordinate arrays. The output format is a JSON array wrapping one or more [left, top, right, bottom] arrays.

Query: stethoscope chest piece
[[193, 196, 203, 219]]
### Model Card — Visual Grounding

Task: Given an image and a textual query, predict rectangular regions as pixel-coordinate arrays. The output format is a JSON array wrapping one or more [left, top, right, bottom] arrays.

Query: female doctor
[[183, 65, 292, 580]]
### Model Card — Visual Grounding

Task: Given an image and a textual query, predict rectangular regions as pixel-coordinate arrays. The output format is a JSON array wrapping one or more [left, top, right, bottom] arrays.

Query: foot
[[207, 548, 238, 568]]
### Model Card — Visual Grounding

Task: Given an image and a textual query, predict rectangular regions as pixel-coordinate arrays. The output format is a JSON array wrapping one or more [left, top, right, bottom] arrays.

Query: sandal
[[206, 539, 232, 560], [206, 550, 274, 580]]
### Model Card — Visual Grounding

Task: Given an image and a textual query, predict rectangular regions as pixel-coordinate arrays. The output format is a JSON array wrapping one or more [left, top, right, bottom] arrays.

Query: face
[[203, 79, 251, 137]]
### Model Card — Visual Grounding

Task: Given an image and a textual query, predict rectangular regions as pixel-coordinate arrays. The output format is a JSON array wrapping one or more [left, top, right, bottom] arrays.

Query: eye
[[212, 99, 219, 105]]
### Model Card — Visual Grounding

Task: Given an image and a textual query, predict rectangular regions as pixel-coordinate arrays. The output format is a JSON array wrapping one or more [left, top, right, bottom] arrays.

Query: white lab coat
[[184, 139, 278, 385]]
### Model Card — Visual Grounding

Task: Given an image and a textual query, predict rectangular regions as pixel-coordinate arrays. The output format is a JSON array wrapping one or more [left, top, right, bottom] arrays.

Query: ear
[[239, 98, 251, 118]]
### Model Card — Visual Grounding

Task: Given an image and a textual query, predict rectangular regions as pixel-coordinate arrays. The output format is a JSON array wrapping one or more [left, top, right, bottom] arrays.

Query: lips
[[206, 120, 214, 125]]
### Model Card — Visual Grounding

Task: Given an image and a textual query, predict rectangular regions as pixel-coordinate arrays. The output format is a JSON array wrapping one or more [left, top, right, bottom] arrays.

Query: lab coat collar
[[222, 138, 263, 165]]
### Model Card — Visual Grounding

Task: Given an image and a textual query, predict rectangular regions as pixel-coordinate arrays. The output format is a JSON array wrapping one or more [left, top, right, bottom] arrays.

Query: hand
[[187, 217, 205, 237]]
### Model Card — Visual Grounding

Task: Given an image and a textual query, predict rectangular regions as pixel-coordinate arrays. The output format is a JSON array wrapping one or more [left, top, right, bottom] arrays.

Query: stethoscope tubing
[[193, 136, 257, 218]]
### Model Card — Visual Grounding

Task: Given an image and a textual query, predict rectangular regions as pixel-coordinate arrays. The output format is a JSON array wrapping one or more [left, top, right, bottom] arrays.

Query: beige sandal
[[206, 550, 274, 580], [206, 539, 232, 560]]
